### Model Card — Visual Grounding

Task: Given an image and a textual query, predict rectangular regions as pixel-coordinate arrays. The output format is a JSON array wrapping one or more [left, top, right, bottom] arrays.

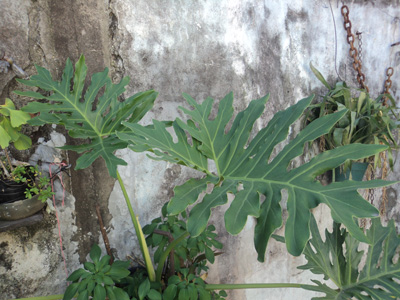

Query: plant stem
[[156, 231, 190, 282], [153, 229, 176, 277], [116, 170, 155, 281], [205, 283, 303, 290], [11, 295, 64, 300]]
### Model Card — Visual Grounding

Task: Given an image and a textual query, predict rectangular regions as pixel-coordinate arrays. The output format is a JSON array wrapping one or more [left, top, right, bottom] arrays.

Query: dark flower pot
[[0, 194, 45, 221], [0, 179, 29, 204], [0, 165, 37, 204]]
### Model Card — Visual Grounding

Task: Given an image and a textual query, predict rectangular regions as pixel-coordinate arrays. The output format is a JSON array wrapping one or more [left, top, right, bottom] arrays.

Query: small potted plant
[[0, 98, 52, 220], [306, 63, 399, 181]]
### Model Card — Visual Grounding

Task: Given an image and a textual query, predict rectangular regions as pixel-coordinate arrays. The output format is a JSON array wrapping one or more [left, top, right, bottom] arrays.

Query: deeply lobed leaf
[[119, 92, 392, 259], [16, 55, 157, 178], [301, 216, 400, 300]]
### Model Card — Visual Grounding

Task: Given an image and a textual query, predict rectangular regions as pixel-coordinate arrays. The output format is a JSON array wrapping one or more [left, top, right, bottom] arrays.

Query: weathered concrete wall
[[0, 0, 116, 298], [0, 0, 399, 299]]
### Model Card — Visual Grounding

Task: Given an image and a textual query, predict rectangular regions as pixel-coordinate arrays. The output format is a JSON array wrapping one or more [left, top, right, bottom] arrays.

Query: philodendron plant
[[118, 91, 391, 259], [13, 56, 399, 300]]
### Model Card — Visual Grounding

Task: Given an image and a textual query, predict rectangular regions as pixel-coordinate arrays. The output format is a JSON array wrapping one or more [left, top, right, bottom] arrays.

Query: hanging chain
[[341, 5, 369, 92], [382, 67, 394, 106], [380, 151, 388, 215], [368, 169, 375, 205], [356, 31, 363, 65], [365, 163, 375, 205]]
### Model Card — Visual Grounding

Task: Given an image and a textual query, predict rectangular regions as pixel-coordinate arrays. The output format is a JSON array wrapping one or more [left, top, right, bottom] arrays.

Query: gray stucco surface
[[0, 1, 399, 299]]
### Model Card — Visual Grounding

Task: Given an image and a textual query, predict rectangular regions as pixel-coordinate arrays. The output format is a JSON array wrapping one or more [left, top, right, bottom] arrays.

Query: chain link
[[384, 67, 394, 94], [356, 31, 363, 65], [341, 5, 369, 92], [383, 67, 394, 106], [368, 169, 375, 205]]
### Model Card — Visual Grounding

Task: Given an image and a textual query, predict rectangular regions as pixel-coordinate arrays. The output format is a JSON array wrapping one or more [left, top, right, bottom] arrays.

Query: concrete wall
[[0, 1, 399, 299]]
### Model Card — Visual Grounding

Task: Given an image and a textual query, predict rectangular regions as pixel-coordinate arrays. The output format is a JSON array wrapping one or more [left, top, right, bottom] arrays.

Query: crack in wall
[[108, 0, 126, 93]]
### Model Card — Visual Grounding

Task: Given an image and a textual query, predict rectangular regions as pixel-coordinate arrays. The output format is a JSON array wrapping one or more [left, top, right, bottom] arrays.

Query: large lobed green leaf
[[300, 216, 400, 300], [118, 92, 392, 259], [16, 55, 157, 178]]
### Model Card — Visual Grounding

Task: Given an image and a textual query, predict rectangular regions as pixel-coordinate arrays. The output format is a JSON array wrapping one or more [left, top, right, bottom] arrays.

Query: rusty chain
[[383, 67, 394, 106], [341, 5, 369, 92], [356, 31, 363, 65], [384, 67, 394, 94]]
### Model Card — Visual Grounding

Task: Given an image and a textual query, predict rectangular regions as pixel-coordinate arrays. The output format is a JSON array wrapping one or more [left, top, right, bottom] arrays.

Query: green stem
[[11, 295, 64, 300], [156, 231, 190, 282], [116, 170, 156, 281], [205, 283, 303, 290]]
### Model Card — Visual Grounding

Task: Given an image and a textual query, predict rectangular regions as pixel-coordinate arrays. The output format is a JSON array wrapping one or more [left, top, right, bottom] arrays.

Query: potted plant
[[0, 98, 52, 220], [306, 63, 399, 181]]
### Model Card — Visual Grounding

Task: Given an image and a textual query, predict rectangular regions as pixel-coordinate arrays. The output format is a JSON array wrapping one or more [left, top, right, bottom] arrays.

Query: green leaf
[[121, 92, 391, 259], [17, 55, 157, 178], [106, 265, 130, 280], [198, 286, 211, 300], [67, 268, 88, 282], [106, 286, 116, 300], [77, 289, 89, 300], [8, 108, 31, 128], [167, 176, 218, 215], [102, 275, 114, 286], [86, 280, 95, 294], [310, 62, 331, 89], [0, 124, 12, 148], [63, 282, 79, 300], [187, 283, 198, 300], [138, 278, 151, 300], [0, 99, 32, 150], [97, 254, 111, 271], [204, 247, 215, 264], [84, 262, 95, 273], [163, 284, 178, 300], [178, 288, 189, 300], [147, 289, 162, 300], [13, 134, 32, 150], [112, 287, 130, 300], [301, 216, 400, 299], [89, 244, 102, 264], [94, 284, 106, 300], [168, 275, 181, 285], [111, 260, 130, 269]]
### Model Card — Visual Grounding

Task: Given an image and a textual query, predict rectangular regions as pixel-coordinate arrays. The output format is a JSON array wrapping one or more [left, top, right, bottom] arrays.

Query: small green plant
[[163, 268, 225, 300], [0, 98, 32, 181], [63, 244, 132, 300], [307, 63, 399, 170], [143, 204, 223, 278], [11, 165, 53, 202]]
